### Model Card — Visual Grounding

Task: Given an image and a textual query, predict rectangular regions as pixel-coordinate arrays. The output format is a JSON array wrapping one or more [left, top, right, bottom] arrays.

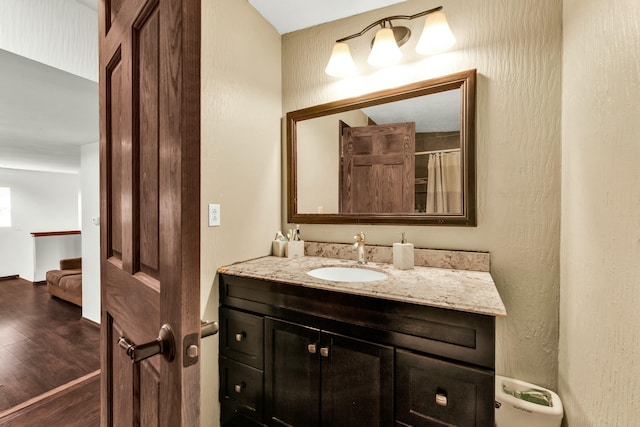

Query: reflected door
[[341, 123, 415, 213]]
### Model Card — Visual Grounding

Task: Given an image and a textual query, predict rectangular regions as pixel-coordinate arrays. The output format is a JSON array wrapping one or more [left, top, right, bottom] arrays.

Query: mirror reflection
[[296, 89, 462, 215], [287, 69, 476, 225]]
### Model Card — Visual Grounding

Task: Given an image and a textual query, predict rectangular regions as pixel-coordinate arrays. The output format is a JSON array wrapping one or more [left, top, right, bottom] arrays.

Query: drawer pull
[[435, 392, 448, 407], [234, 382, 244, 393], [235, 332, 245, 342], [320, 347, 330, 358], [308, 343, 317, 354]]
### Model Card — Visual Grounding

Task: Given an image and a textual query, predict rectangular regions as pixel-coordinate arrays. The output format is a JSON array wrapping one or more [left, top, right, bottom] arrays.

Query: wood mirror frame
[[287, 69, 476, 226]]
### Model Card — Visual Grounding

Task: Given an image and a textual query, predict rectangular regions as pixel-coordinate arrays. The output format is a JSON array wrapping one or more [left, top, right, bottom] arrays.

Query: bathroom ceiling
[[74, 0, 97, 11], [248, 0, 406, 34]]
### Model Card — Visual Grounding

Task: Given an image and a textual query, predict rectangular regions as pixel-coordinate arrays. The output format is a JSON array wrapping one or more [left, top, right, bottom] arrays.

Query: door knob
[[118, 324, 176, 363], [435, 392, 448, 407]]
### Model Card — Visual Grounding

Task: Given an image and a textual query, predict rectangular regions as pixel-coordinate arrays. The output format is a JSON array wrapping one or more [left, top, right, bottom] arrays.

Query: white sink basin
[[307, 267, 387, 283]]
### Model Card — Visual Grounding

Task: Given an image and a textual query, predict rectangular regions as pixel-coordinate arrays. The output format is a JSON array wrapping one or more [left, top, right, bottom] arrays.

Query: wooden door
[[321, 332, 393, 426], [341, 122, 416, 213], [264, 319, 320, 427], [98, 0, 201, 425]]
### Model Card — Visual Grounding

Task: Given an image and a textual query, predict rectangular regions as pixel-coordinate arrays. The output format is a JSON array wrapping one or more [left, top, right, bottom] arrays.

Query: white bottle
[[393, 232, 414, 270]]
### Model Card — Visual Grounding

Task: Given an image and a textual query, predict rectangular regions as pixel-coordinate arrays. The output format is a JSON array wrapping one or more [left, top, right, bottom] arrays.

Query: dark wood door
[[321, 332, 393, 427], [341, 122, 416, 213], [265, 319, 320, 427], [98, 0, 201, 425], [264, 319, 393, 427]]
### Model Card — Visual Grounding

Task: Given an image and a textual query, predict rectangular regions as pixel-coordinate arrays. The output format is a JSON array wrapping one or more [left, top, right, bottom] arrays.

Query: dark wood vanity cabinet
[[265, 318, 393, 426], [219, 273, 496, 427]]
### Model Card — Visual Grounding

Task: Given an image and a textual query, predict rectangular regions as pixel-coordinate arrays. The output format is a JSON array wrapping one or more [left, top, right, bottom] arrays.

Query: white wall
[[560, 0, 640, 424], [33, 233, 81, 281], [200, 1, 282, 425], [0, 0, 98, 81], [0, 168, 80, 281], [297, 110, 368, 213], [81, 142, 100, 323], [283, 0, 563, 390]]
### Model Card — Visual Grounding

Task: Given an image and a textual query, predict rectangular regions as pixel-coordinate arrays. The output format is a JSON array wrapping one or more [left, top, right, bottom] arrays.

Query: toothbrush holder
[[285, 240, 305, 258]]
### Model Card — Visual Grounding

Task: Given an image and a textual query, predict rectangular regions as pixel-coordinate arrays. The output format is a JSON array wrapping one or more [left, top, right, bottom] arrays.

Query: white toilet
[[495, 375, 563, 427]]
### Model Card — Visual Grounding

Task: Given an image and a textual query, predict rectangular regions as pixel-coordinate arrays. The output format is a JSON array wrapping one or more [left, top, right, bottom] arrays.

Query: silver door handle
[[201, 320, 219, 338], [118, 324, 176, 363]]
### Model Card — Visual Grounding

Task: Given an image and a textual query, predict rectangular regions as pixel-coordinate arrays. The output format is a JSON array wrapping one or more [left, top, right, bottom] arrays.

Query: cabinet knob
[[235, 332, 244, 342], [320, 347, 330, 358], [435, 392, 448, 407], [234, 383, 244, 393], [308, 343, 317, 354]]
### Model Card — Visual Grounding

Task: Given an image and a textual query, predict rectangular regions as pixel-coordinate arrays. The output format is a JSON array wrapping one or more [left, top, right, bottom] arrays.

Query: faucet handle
[[354, 232, 365, 242]]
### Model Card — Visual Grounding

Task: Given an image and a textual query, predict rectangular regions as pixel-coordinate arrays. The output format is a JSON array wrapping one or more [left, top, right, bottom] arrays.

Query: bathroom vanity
[[217, 255, 505, 426]]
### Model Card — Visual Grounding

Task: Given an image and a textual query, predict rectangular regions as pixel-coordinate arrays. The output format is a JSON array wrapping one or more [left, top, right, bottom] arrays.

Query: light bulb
[[367, 27, 402, 68], [325, 42, 357, 78], [415, 10, 456, 55]]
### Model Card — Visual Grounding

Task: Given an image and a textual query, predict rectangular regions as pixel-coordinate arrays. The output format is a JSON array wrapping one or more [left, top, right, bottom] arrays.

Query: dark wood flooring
[[0, 371, 100, 427], [0, 278, 100, 415]]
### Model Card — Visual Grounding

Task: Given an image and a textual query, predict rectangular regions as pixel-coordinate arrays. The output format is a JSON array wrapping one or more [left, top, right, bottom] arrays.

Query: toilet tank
[[495, 375, 563, 427]]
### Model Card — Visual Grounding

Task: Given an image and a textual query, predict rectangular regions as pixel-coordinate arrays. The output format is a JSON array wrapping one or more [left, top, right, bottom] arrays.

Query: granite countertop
[[218, 256, 506, 317]]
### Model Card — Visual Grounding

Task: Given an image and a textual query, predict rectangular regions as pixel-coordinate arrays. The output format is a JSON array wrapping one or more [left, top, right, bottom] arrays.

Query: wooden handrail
[[30, 230, 81, 237]]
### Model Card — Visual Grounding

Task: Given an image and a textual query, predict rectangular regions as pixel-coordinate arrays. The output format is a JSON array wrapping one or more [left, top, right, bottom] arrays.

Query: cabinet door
[[321, 332, 393, 427], [396, 349, 494, 426], [265, 318, 321, 427]]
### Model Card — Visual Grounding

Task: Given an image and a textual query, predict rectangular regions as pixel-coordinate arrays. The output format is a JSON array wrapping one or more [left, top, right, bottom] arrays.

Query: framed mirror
[[287, 69, 476, 226]]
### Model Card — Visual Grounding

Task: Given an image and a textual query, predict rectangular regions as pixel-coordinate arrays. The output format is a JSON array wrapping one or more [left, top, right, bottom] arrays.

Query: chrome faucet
[[353, 232, 367, 264]]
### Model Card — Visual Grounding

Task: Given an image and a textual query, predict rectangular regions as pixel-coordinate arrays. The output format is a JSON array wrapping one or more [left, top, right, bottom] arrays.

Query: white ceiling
[[74, 0, 97, 11], [363, 89, 461, 132], [248, 0, 406, 34], [0, 49, 98, 174], [0, 1, 405, 174]]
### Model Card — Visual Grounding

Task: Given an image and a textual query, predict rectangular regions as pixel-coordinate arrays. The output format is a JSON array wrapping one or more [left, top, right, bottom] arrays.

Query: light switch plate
[[208, 204, 220, 227]]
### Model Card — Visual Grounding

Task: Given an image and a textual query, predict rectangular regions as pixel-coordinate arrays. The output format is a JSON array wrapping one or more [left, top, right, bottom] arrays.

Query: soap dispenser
[[393, 232, 414, 270]]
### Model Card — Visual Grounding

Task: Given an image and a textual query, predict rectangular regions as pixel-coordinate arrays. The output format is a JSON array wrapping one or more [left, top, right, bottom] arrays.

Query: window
[[0, 187, 11, 227]]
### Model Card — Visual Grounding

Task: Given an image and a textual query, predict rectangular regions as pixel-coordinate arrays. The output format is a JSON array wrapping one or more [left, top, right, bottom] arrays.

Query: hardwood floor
[[0, 371, 100, 427], [0, 278, 100, 416]]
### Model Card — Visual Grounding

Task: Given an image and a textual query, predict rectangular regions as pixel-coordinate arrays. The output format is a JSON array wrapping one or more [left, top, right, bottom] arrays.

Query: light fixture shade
[[325, 42, 357, 78], [367, 27, 403, 67], [415, 10, 456, 55]]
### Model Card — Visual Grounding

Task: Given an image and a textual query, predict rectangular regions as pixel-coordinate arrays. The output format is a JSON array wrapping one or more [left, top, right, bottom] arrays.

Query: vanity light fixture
[[324, 6, 455, 78]]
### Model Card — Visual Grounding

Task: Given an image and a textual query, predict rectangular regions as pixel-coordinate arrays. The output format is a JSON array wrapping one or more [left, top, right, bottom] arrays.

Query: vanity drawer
[[220, 357, 264, 422], [220, 307, 264, 369], [395, 349, 494, 427]]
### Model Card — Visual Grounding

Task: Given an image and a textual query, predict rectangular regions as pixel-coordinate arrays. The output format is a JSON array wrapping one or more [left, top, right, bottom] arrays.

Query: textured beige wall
[[560, 0, 640, 424], [282, 0, 563, 389], [200, 1, 282, 425]]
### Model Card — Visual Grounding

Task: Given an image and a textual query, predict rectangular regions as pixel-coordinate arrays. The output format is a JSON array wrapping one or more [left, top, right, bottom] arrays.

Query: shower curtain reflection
[[426, 150, 462, 214]]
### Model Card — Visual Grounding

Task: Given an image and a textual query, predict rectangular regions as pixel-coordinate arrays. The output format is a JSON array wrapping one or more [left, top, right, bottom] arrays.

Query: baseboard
[[81, 317, 101, 329], [32, 280, 47, 286], [0, 275, 19, 281]]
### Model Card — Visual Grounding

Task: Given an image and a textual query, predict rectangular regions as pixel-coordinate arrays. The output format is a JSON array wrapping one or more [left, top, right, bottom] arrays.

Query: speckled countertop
[[218, 256, 506, 317]]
